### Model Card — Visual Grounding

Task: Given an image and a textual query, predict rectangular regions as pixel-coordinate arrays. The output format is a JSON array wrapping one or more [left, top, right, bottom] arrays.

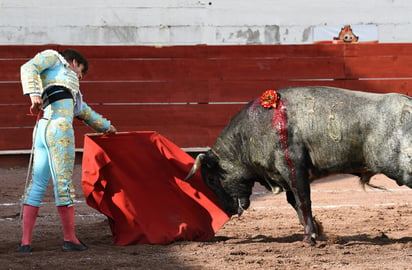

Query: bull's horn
[[184, 153, 205, 181]]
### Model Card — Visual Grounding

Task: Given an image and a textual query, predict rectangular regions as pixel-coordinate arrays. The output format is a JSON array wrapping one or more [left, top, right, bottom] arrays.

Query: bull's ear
[[184, 153, 205, 181]]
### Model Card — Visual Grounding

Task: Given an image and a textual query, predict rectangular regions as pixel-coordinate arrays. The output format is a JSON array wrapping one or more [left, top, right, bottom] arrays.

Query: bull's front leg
[[285, 177, 318, 245]]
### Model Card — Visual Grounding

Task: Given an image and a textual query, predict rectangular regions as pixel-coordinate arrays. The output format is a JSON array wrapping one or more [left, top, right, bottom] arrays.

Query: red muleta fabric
[[81, 131, 229, 245]]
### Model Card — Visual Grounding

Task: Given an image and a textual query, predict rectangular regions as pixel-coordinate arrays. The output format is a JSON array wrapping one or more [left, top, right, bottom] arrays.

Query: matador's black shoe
[[62, 240, 88, 252], [16, 245, 32, 253]]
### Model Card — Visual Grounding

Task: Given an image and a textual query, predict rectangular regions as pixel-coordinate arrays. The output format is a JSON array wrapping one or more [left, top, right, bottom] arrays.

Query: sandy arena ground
[[1, 163, 412, 270]]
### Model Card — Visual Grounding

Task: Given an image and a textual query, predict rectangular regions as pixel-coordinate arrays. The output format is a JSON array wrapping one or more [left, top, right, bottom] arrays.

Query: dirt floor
[[1, 163, 412, 270]]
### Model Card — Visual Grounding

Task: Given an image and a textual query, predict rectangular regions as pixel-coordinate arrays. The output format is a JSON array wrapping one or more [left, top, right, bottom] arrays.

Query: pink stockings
[[20, 205, 39, 246], [20, 204, 80, 246], [56, 205, 81, 244]]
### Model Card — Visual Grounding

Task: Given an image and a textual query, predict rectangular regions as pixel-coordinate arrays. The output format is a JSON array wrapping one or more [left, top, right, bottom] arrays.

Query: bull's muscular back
[[281, 87, 404, 171], [215, 86, 412, 185]]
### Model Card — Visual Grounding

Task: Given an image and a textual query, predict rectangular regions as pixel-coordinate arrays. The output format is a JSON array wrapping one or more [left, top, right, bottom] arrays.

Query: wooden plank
[[0, 58, 214, 81], [82, 80, 337, 103], [81, 103, 244, 127], [0, 105, 36, 127], [0, 44, 345, 59], [80, 81, 210, 103], [0, 82, 26, 104], [85, 58, 212, 81], [0, 60, 24, 81], [1, 53, 346, 82], [0, 45, 60, 58], [0, 128, 33, 150], [0, 45, 206, 59], [208, 80, 412, 101], [344, 56, 412, 78], [82, 45, 211, 59], [211, 57, 345, 80], [344, 43, 412, 57], [343, 79, 412, 95], [208, 80, 346, 102], [86, 44, 344, 59], [84, 57, 345, 81], [1, 80, 209, 104], [200, 44, 344, 58], [208, 79, 412, 101]]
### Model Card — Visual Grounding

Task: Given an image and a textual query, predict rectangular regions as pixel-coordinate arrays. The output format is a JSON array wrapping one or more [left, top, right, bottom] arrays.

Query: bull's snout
[[219, 196, 250, 217], [238, 197, 250, 210], [235, 197, 251, 216]]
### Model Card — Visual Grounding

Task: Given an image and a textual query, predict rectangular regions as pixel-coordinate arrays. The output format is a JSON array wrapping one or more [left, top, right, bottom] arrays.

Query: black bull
[[185, 86, 412, 245]]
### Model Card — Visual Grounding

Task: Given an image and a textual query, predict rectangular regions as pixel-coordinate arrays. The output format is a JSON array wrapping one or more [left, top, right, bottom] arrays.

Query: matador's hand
[[30, 95, 43, 114], [104, 125, 117, 135]]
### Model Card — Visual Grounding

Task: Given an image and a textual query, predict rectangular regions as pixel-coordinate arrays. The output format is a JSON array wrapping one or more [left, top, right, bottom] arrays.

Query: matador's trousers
[[23, 98, 76, 207]]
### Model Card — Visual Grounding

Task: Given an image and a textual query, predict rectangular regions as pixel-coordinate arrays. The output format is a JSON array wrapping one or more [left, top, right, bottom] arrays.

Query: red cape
[[81, 131, 229, 245]]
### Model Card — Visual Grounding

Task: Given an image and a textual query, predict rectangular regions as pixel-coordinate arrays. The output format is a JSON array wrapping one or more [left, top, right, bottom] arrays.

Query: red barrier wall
[[1, 44, 412, 152]]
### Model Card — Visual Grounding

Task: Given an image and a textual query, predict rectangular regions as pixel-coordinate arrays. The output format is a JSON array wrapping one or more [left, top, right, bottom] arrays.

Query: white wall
[[0, 0, 411, 45]]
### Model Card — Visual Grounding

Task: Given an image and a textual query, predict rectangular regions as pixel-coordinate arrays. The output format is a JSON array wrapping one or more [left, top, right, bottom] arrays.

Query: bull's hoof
[[302, 235, 316, 246]]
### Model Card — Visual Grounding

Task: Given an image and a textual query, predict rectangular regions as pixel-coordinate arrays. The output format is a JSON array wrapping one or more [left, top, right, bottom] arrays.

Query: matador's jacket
[[20, 49, 111, 207], [21, 49, 80, 97]]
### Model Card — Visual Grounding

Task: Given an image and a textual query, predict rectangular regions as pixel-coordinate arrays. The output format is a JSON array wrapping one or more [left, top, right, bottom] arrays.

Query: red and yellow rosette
[[260, 89, 279, 109]]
